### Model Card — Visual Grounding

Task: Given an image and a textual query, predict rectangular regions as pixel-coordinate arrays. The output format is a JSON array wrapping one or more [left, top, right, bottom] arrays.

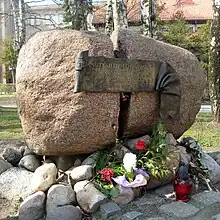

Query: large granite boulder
[[16, 30, 119, 155], [111, 29, 206, 138], [16, 29, 205, 155]]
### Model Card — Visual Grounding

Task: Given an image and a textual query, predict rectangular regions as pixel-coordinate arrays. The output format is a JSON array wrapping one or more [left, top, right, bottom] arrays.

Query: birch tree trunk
[[105, 0, 114, 35], [209, 0, 220, 122], [10, 0, 26, 52], [106, 0, 128, 35], [141, 0, 157, 38]]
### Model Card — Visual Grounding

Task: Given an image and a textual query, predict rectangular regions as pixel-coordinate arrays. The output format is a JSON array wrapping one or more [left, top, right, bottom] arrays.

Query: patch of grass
[[0, 107, 24, 140], [182, 112, 220, 148], [0, 94, 16, 98]]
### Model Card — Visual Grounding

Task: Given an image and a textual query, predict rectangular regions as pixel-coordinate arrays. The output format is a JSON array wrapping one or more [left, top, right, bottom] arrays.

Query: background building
[[0, 0, 213, 83]]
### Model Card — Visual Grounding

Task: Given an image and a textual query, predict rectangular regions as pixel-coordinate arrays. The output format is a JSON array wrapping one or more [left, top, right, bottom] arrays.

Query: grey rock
[[48, 156, 76, 171], [166, 133, 177, 146], [0, 167, 33, 201], [31, 163, 57, 192], [100, 202, 121, 219], [201, 152, 220, 184], [159, 201, 199, 218], [191, 191, 220, 208], [207, 152, 220, 161], [111, 143, 131, 160], [82, 152, 99, 166], [3, 147, 23, 166], [215, 153, 220, 165], [177, 145, 191, 165], [70, 165, 93, 182], [212, 213, 220, 220], [154, 184, 174, 197], [135, 194, 165, 208], [19, 191, 46, 220], [125, 135, 150, 151], [74, 180, 108, 213], [122, 211, 143, 220], [47, 184, 76, 211], [19, 155, 41, 172], [46, 205, 82, 220], [0, 157, 12, 174], [113, 186, 135, 205], [22, 146, 34, 156], [147, 218, 165, 220]]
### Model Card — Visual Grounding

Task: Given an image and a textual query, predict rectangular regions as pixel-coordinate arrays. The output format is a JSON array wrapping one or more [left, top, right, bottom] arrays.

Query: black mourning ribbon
[[156, 62, 181, 121]]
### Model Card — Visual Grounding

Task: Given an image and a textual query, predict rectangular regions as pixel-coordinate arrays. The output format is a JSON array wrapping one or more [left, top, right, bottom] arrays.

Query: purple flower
[[135, 169, 149, 178]]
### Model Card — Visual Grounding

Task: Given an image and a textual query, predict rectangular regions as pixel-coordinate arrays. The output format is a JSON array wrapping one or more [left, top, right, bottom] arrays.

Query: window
[[35, 14, 41, 26], [44, 14, 55, 25], [58, 14, 63, 24]]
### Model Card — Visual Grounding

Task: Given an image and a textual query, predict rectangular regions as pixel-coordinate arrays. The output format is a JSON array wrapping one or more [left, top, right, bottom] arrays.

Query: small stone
[[19, 155, 41, 172], [212, 213, 220, 220], [22, 146, 34, 156], [177, 145, 191, 165], [135, 194, 165, 207], [166, 133, 177, 146], [19, 191, 46, 220], [82, 152, 99, 166], [47, 184, 76, 211], [74, 159, 82, 167], [201, 152, 220, 184], [0, 167, 33, 201], [0, 157, 12, 175], [74, 180, 108, 213], [191, 191, 220, 208], [3, 147, 23, 166], [125, 135, 150, 151], [215, 153, 220, 166], [147, 218, 165, 220], [100, 202, 121, 219], [122, 211, 143, 220], [111, 143, 131, 160], [48, 156, 76, 171], [159, 201, 199, 218], [113, 186, 135, 204], [154, 184, 174, 197], [70, 165, 93, 182], [31, 163, 57, 192], [46, 205, 82, 220]]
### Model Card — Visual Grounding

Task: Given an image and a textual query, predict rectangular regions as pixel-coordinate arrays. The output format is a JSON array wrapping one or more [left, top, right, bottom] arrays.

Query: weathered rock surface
[[0, 167, 33, 219], [46, 184, 79, 220], [19, 191, 46, 220], [201, 152, 220, 184], [19, 155, 41, 172], [111, 29, 205, 139], [74, 180, 108, 213], [2, 147, 23, 166], [46, 205, 82, 220], [0, 157, 12, 174], [16, 30, 118, 156], [0, 167, 33, 201], [16, 29, 205, 155], [31, 163, 57, 192], [70, 165, 93, 182], [47, 184, 76, 209]]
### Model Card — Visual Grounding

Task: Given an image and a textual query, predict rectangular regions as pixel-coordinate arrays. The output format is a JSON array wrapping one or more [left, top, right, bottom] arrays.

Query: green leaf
[[109, 187, 120, 198]]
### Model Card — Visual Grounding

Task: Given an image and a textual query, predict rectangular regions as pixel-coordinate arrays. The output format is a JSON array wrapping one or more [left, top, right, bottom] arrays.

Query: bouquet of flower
[[92, 122, 170, 199]]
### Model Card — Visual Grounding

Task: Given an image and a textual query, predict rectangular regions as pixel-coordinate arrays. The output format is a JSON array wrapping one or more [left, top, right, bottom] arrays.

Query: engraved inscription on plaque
[[74, 51, 161, 93]]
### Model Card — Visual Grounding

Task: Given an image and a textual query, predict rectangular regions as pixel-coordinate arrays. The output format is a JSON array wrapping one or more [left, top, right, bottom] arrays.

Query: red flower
[[136, 140, 146, 151], [99, 168, 114, 183]]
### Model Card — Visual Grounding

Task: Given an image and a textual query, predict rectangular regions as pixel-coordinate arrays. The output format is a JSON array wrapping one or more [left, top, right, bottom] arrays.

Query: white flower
[[123, 153, 137, 172]]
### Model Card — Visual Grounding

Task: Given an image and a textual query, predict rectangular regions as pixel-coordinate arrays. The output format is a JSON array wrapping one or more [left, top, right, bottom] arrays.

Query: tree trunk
[[141, 0, 157, 38], [106, 0, 128, 35], [209, 0, 220, 122], [10, 0, 26, 52], [105, 0, 114, 35]]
